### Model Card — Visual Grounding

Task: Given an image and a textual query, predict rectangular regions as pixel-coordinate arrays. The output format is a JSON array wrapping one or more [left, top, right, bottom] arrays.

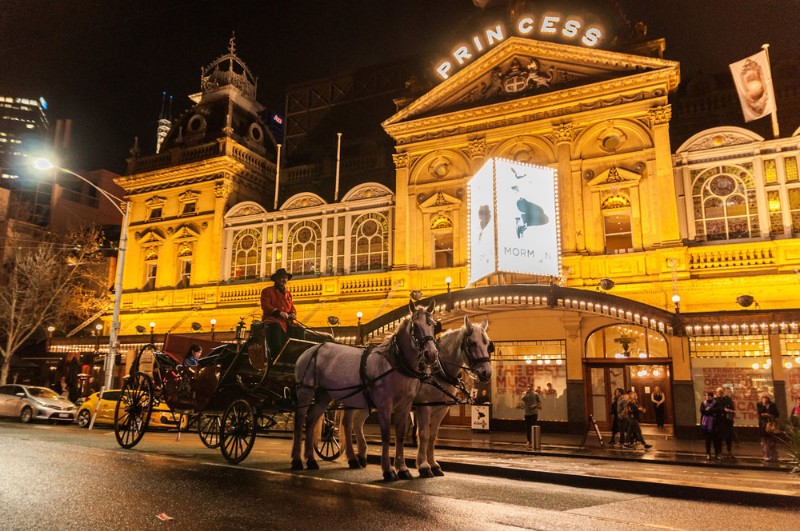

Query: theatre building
[[53, 3, 800, 439]]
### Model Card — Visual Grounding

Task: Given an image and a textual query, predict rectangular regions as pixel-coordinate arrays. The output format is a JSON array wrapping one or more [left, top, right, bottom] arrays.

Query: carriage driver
[[260, 268, 297, 360]]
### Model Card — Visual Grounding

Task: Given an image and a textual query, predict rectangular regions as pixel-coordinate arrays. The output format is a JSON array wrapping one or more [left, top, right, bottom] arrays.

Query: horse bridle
[[391, 310, 439, 378]]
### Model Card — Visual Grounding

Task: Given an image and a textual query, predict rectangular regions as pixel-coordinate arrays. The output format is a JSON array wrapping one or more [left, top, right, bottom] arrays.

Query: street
[[1, 421, 798, 530]]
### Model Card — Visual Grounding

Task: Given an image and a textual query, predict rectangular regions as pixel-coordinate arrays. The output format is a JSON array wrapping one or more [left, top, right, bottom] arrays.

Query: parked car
[[76, 390, 186, 429], [0, 384, 77, 424]]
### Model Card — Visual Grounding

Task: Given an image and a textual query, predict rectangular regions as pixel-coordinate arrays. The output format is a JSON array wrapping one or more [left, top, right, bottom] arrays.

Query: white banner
[[468, 159, 560, 282], [729, 50, 776, 123]]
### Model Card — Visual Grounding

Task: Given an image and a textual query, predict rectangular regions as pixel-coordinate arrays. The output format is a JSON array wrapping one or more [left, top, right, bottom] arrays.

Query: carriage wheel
[[220, 400, 256, 464], [114, 372, 153, 449], [314, 410, 342, 461], [198, 414, 222, 449]]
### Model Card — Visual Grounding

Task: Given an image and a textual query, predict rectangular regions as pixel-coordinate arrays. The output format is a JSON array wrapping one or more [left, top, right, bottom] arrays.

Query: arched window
[[288, 221, 320, 276], [601, 194, 632, 253], [691, 165, 759, 241], [230, 229, 262, 280], [352, 213, 388, 272]]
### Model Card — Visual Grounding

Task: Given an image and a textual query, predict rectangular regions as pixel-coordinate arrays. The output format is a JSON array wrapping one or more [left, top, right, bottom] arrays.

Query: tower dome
[[200, 33, 258, 101]]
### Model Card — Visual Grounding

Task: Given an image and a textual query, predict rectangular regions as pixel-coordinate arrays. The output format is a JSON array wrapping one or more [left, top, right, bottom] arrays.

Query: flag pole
[[334, 132, 342, 202], [273, 143, 282, 210], [762, 43, 781, 139]]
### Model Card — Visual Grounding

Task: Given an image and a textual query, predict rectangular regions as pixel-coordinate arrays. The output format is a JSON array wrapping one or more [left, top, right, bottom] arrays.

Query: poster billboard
[[468, 158, 559, 284]]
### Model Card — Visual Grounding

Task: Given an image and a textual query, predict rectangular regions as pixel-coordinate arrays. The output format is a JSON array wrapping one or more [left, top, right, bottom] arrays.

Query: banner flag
[[729, 50, 776, 123]]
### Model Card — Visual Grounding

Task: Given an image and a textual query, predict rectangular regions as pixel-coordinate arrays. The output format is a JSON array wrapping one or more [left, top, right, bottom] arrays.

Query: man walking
[[522, 384, 542, 450]]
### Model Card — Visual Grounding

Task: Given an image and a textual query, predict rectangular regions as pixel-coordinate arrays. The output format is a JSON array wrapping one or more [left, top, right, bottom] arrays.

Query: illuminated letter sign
[[468, 159, 560, 284], [436, 12, 604, 79]]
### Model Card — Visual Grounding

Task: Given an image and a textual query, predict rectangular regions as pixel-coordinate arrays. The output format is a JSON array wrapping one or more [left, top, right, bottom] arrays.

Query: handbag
[[765, 419, 782, 435]]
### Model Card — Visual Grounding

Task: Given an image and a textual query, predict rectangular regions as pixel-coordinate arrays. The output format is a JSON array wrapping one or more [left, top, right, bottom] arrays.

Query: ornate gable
[[419, 191, 462, 214], [587, 165, 642, 191], [282, 192, 326, 210], [677, 126, 764, 154], [384, 37, 679, 132]]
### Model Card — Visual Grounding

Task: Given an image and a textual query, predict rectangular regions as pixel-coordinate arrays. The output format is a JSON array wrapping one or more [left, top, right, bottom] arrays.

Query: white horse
[[291, 300, 439, 481], [415, 316, 493, 477]]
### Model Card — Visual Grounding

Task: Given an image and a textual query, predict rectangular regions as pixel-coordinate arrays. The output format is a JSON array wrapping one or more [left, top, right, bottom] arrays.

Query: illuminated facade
[[62, 8, 800, 438]]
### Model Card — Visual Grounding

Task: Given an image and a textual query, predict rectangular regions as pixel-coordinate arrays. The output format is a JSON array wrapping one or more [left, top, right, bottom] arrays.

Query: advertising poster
[[471, 405, 490, 431], [468, 162, 496, 284], [692, 364, 773, 426], [494, 159, 559, 277], [468, 159, 559, 284]]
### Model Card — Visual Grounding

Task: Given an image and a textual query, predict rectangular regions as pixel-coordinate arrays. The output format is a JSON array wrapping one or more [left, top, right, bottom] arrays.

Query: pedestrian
[[609, 387, 623, 446], [475, 389, 490, 405], [184, 343, 202, 367], [616, 389, 630, 447], [715, 386, 736, 459], [791, 397, 800, 427], [651, 386, 666, 428], [544, 383, 557, 397], [700, 391, 722, 460], [757, 393, 780, 463], [260, 268, 297, 360], [521, 383, 541, 450], [626, 390, 652, 449]]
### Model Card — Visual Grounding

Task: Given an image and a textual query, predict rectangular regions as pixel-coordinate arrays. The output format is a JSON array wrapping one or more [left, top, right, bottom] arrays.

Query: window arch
[[601, 193, 632, 253], [691, 164, 759, 241], [352, 213, 388, 272], [230, 228, 262, 280], [288, 221, 320, 276]]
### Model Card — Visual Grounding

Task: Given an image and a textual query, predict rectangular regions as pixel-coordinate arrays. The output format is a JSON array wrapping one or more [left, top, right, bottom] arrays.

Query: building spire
[[156, 91, 173, 153]]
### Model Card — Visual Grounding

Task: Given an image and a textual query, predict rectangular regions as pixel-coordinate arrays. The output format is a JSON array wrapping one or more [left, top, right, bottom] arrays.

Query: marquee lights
[[436, 13, 605, 79]]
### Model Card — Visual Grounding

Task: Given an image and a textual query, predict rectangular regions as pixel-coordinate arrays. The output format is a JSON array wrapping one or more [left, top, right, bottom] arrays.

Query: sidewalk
[[358, 423, 800, 504]]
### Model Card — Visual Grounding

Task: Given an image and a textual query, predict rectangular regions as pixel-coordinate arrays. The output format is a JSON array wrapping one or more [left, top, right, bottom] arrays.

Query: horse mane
[[437, 326, 466, 368]]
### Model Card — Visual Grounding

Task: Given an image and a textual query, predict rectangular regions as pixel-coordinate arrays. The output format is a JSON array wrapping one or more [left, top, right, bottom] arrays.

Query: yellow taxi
[[76, 390, 186, 430]]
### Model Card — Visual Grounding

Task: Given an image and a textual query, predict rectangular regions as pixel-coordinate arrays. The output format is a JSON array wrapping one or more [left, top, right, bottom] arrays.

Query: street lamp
[[94, 323, 103, 352], [32, 157, 130, 392], [445, 276, 452, 310], [149, 322, 156, 344], [210, 318, 217, 341], [356, 311, 363, 345]]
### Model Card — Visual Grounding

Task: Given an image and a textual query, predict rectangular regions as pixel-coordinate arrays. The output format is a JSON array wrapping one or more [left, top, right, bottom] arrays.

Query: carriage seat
[[161, 333, 225, 365]]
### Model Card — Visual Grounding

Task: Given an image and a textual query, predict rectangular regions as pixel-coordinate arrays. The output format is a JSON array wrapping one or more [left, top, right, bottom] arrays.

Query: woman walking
[[757, 393, 780, 463]]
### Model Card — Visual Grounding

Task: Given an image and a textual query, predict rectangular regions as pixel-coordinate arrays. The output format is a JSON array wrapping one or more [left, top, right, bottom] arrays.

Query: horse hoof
[[348, 459, 361, 469], [398, 470, 413, 480], [358, 456, 368, 468], [291, 459, 304, 471], [432, 467, 444, 477], [418, 468, 434, 478], [306, 460, 320, 470], [383, 470, 399, 482]]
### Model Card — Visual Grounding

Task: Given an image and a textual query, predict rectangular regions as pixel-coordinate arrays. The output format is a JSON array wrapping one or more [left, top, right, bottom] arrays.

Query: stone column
[[648, 105, 682, 246], [392, 153, 411, 270], [552, 124, 577, 253]]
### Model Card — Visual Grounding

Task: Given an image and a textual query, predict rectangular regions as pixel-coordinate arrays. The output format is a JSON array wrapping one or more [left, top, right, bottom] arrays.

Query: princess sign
[[468, 159, 561, 284]]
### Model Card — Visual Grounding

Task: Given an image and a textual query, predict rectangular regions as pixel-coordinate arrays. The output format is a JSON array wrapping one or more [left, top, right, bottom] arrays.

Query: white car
[[0, 384, 77, 424]]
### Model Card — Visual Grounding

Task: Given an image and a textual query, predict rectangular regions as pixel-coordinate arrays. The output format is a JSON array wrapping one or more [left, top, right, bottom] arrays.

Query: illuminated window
[[178, 257, 192, 287], [352, 213, 388, 272], [144, 263, 157, 291], [288, 221, 320, 276], [763, 159, 778, 184], [601, 194, 632, 253], [767, 190, 783, 235], [691, 165, 758, 241], [785, 157, 799, 182], [230, 229, 262, 280]]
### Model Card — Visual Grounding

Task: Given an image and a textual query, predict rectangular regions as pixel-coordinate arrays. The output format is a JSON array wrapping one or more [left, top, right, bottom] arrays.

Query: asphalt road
[[1, 421, 798, 530]]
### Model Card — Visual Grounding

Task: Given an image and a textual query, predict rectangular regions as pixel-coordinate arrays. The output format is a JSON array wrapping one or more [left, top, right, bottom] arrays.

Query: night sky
[[2, 0, 799, 174]]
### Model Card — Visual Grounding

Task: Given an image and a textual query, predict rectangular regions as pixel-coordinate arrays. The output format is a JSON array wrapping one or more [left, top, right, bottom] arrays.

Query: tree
[[0, 228, 105, 384]]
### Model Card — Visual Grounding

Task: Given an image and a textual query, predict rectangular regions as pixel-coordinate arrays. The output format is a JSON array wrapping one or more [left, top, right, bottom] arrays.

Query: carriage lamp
[[210, 319, 217, 341], [149, 322, 156, 343]]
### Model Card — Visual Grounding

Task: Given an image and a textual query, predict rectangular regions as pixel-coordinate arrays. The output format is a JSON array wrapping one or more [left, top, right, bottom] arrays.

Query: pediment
[[282, 192, 326, 210], [226, 201, 267, 220], [676, 127, 764, 153], [419, 191, 462, 214], [137, 229, 166, 244], [172, 224, 200, 241], [384, 37, 679, 128], [587, 165, 641, 190]]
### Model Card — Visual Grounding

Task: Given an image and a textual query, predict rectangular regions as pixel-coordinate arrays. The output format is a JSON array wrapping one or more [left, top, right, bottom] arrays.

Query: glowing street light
[[356, 311, 363, 344], [33, 157, 130, 392], [149, 322, 156, 343], [210, 318, 217, 341]]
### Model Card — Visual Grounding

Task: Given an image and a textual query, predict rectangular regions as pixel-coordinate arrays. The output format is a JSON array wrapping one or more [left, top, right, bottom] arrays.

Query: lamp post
[[94, 323, 103, 352], [32, 158, 130, 393], [356, 311, 363, 345], [445, 276, 452, 311], [149, 322, 156, 344], [210, 319, 217, 341]]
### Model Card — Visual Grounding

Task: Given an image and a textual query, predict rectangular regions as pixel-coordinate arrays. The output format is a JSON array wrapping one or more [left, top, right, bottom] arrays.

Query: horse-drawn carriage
[[112, 321, 341, 464]]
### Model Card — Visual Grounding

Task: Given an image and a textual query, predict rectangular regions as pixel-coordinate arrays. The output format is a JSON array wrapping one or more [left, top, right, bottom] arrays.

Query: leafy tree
[[0, 228, 105, 384]]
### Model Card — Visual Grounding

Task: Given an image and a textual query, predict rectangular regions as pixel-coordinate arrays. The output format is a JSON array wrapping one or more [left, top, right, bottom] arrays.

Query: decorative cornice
[[648, 105, 672, 126], [392, 152, 410, 169], [551, 123, 574, 144], [467, 138, 487, 158]]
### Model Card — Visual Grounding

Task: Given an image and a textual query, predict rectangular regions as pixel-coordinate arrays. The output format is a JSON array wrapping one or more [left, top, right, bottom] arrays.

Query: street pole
[[104, 201, 130, 391]]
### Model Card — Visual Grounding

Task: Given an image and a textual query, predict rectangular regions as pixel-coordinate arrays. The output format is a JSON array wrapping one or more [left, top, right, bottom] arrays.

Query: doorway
[[585, 362, 673, 430]]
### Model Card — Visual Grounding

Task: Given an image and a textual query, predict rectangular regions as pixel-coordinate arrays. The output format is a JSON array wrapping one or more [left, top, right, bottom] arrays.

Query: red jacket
[[260, 286, 296, 332]]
